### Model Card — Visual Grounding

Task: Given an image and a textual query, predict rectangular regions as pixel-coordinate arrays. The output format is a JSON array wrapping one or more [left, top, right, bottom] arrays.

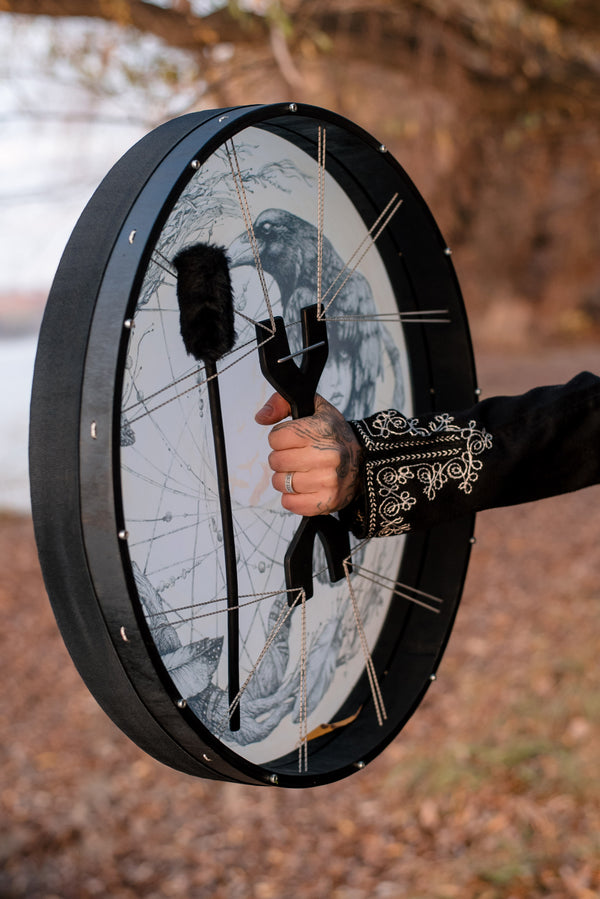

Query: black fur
[[173, 244, 236, 363]]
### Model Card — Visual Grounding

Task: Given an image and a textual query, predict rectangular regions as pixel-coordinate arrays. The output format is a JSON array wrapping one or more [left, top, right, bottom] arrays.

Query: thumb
[[255, 392, 292, 425]]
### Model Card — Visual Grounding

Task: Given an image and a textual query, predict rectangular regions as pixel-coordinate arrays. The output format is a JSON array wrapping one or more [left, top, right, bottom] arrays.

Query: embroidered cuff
[[344, 410, 493, 538]]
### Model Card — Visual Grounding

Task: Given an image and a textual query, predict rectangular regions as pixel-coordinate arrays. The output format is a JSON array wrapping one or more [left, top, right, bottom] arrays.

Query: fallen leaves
[[1, 348, 599, 898]]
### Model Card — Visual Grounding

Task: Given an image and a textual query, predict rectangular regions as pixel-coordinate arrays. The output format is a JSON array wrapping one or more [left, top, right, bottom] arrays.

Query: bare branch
[[2, 0, 269, 51], [3, 0, 600, 104]]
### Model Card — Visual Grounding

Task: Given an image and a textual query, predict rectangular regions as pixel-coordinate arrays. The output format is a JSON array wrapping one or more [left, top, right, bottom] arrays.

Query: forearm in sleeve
[[341, 371, 600, 538]]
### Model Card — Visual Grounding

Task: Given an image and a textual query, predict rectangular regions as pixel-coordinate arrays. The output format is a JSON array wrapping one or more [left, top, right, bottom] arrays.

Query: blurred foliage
[[2, 1, 599, 94], [1, 0, 599, 340]]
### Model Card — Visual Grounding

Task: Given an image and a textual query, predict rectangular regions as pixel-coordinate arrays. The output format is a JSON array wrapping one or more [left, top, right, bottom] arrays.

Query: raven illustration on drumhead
[[229, 207, 405, 419]]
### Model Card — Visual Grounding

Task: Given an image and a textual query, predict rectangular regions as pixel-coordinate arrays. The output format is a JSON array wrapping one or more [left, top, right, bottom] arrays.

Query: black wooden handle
[[205, 359, 240, 731], [255, 304, 351, 603], [255, 305, 328, 419]]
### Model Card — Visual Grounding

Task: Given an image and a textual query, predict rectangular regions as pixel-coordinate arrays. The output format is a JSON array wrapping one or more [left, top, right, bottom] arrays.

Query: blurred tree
[[2, 1, 599, 102], [1, 0, 599, 338]]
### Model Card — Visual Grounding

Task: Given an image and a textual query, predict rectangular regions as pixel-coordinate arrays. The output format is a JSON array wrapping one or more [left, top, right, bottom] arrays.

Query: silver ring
[[284, 472, 297, 494]]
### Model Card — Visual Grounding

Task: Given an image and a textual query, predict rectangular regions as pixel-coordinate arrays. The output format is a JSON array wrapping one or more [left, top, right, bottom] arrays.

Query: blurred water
[[0, 335, 38, 513]]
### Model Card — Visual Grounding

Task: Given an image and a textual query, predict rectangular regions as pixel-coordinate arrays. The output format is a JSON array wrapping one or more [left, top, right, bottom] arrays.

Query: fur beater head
[[173, 243, 236, 363]]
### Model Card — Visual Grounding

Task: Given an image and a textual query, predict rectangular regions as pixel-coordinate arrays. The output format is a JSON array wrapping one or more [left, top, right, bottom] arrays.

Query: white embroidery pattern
[[353, 410, 493, 537]]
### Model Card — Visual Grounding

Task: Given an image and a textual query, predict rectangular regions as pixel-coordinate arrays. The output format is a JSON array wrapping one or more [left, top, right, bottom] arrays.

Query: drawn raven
[[229, 208, 404, 418]]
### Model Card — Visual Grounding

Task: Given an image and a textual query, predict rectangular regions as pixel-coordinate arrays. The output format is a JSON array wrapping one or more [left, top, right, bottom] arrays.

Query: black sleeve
[[340, 371, 600, 538]]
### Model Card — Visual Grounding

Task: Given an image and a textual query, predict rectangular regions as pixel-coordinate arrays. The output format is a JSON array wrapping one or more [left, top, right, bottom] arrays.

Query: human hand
[[255, 392, 362, 516]]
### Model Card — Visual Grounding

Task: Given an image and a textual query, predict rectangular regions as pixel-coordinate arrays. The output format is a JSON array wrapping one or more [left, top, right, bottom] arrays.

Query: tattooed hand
[[255, 392, 362, 516]]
